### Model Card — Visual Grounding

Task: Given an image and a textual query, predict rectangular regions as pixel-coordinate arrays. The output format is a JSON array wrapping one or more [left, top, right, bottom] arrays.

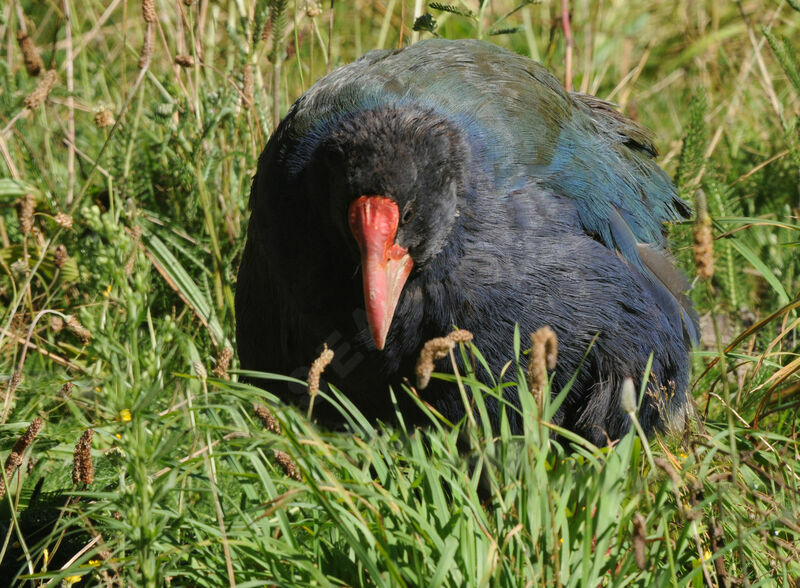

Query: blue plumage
[[236, 39, 698, 443]]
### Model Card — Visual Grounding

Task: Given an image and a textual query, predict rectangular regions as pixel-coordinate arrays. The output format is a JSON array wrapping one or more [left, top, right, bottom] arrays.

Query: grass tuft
[[0, 1, 798, 585]]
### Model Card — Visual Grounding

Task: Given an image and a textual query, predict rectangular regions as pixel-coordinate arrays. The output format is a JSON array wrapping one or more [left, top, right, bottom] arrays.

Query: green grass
[[1, 0, 799, 585]]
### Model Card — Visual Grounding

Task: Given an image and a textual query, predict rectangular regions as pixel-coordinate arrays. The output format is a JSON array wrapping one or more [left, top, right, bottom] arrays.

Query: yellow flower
[[64, 575, 83, 584], [119, 408, 132, 422], [103, 284, 112, 297], [114, 433, 122, 439], [703, 549, 712, 562], [89, 559, 102, 567]]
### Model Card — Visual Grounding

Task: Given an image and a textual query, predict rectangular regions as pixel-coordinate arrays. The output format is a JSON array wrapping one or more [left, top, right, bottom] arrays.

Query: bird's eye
[[401, 204, 415, 225]]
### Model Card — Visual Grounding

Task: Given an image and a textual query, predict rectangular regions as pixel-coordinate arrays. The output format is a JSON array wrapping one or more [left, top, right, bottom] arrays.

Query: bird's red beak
[[348, 196, 414, 350]]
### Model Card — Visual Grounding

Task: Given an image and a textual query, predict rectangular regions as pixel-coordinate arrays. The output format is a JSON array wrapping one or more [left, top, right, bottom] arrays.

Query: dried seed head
[[306, 2, 321, 17], [448, 329, 474, 345], [416, 330, 473, 390], [94, 109, 114, 128], [620, 378, 637, 415], [65, 315, 91, 344], [18, 193, 35, 234], [17, 31, 44, 77], [242, 63, 254, 107], [72, 429, 94, 486], [693, 189, 714, 280], [307, 344, 334, 398], [31, 226, 45, 249], [138, 25, 154, 69], [175, 54, 195, 68], [633, 513, 647, 570], [58, 381, 74, 399], [12, 418, 43, 455], [527, 326, 558, 401], [212, 347, 233, 379], [142, 0, 157, 23], [192, 361, 208, 380], [54, 244, 68, 268], [0, 454, 21, 499], [50, 314, 65, 332], [1, 417, 43, 499], [272, 450, 301, 481], [6, 372, 22, 397], [54, 212, 73, 229], [11, 258, 28, 278], [261, 18, 272, 43], [254, 403, 281, 434], [4, 452, 23, 472], [416, 337, 454, 389], [24, 69, 57, 109]]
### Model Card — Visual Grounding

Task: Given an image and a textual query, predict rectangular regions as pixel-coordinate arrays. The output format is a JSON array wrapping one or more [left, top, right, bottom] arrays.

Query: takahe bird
[[235, 38, 698, 445]]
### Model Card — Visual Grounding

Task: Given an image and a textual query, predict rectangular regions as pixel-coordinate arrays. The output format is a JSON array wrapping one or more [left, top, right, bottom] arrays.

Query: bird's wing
[[566, 93, 699, 343]]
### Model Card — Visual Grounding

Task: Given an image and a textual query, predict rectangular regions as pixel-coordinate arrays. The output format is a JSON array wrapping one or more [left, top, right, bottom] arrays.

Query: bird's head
[[311, 106, 470, 349]]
